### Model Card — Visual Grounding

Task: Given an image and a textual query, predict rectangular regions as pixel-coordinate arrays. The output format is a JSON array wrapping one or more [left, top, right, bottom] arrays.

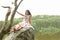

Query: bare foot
[[10, 28, 15, 32], [15, 27, 23, 31]]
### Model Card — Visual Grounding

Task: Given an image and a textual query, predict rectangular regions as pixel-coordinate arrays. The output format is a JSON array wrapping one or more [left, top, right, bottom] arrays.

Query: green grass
[[35, 32, 60, 40], [35, 27, 60, 40]]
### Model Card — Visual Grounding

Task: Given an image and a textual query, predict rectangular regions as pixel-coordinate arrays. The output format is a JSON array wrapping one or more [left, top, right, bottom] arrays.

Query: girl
[[10, 10, 32, 32]]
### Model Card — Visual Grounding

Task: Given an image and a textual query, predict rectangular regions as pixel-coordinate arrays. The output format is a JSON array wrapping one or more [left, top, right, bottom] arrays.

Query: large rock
[[3, 26, 34, 40]]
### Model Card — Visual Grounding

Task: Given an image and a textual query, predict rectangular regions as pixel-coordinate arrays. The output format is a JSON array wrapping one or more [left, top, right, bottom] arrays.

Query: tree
[[0, 0, 23, 40]]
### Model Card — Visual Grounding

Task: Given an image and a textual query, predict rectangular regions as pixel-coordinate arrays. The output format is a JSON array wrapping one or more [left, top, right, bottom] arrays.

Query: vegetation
[[0, 15, 60, 40]]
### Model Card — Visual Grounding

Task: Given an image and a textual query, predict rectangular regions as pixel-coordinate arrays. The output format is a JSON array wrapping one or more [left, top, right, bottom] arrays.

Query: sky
[[0, 0, 60, 21]]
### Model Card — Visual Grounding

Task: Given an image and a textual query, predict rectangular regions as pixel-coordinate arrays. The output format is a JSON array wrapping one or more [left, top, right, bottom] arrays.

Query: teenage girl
[[10, 10, 32, 32]]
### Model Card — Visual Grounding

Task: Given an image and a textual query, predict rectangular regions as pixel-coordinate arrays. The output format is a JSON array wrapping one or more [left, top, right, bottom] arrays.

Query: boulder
[[3, 27, 34, 40]]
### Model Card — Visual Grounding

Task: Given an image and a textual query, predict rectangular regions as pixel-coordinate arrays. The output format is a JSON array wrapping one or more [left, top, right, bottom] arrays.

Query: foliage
[[0, 15, 60, 40]]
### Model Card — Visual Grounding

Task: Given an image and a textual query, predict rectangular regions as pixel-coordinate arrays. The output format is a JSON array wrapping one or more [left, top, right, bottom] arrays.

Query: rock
[[3, 26, 34, 40]]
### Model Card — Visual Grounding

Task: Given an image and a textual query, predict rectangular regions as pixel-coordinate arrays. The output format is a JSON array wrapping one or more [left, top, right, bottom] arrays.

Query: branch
[[7, 0, 23, 33], [0, 6, 11, 31], [1, 6, 11, 8], [12, 0, 18, 6], [14, 0, 18, 6], [0, 6, 11, 40]]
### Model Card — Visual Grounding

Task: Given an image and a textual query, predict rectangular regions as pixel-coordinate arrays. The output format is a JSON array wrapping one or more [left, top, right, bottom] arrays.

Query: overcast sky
[[0, 0, 60, 21]]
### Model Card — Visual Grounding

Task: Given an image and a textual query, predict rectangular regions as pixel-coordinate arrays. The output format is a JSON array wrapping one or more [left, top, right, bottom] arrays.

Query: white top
[[14, 15, 34, 30], [19, 15, 31, 27], [23, 15, 30, 23]]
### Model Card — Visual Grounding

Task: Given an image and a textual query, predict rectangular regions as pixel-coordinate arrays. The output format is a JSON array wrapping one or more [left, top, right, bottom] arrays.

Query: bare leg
[[10, 28, 15, 32], [14, 24, 23, 31], [10, 25, 23, 32]]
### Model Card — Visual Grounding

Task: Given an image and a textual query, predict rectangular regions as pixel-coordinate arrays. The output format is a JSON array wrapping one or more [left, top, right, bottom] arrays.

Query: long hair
[[25, 10, 32, 24]]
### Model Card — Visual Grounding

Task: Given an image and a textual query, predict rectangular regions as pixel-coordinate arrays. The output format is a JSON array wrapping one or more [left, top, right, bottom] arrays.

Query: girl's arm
[[16, 11, 24, 16]]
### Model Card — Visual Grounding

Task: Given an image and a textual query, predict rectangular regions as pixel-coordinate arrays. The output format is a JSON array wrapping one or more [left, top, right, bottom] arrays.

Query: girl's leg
[[14, 24, 23, 31], [10, 28, 15, 32], [10, 23, 23, 32], [10, 25, 19, 32]]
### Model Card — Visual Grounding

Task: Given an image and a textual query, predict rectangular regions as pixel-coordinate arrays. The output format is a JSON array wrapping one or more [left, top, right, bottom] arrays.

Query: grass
[[35, 27, 60, 40]]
